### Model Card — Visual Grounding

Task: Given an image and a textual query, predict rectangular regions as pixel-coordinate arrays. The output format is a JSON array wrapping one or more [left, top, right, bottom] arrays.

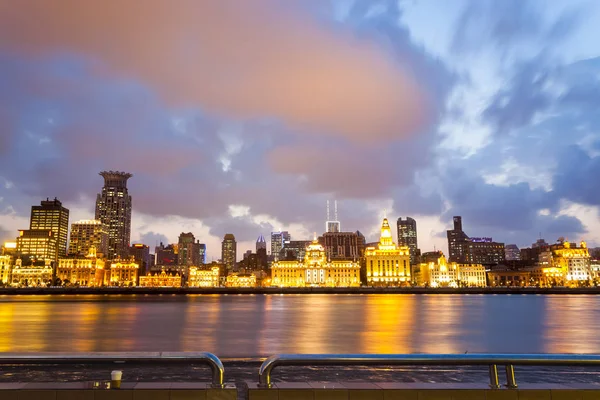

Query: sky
[[1, 0, 600, 260]]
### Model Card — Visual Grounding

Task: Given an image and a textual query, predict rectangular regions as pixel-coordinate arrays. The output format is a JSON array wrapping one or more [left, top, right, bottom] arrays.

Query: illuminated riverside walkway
[[0, 352, 599, 400]]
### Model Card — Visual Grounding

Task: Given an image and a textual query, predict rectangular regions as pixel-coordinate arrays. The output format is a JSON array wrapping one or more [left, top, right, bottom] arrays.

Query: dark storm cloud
[[553, 146, 600, 207], [136, 232, 169, 247]]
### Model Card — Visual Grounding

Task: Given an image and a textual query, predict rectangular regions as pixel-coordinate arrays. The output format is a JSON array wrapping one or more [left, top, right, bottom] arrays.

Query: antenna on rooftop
[[334, 200, 338, 221]]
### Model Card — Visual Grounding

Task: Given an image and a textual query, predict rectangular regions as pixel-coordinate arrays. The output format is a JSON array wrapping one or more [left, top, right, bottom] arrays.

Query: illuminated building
[[10, 259, 53, 287], [256, 235, 267, 251], [30, 198, 70, 258], [2, 241, 17, 256], [16, 229, 57, 262], [447, 216, 505, 265], [221, 233, 237, 273], [69, 220, 108, 257], [56, 247, 105, 286], [458, 264, 487, 287], [0, 255, 11, 285], [177, 232, 205, 267], [412, 254, 459, 287], [188, 265, 220, 287], [270, 231, 291, 261], [130, 243, 151, 275], [365, 217, 411, 286], [95, 171, 133, 260], [106, 258, 139, 286], [271, 236, 360, 287], [505, 244, 520, 261], [547, 240, 591, 286], [397, 217, 419, 265], [225, 273, 257, 288], [139, 270, 182, 287]]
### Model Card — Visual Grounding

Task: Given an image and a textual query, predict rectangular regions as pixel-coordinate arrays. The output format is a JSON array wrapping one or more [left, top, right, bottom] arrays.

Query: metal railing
[[0, 351, 225, 388], [257, 353, 600, 388]]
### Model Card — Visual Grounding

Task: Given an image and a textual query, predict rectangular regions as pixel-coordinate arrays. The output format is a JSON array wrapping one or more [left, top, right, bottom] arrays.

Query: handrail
[[257, 353, 600, 388], [0, 351, 225, 388]]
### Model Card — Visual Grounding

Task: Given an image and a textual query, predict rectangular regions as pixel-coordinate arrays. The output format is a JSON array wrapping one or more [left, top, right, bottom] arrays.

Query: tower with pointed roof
[[364, 216, 411, 286], [256, 235, 267, 252]]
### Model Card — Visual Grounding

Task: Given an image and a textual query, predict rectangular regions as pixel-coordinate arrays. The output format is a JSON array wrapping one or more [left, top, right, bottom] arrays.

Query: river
[[1, 293, 598, 355]]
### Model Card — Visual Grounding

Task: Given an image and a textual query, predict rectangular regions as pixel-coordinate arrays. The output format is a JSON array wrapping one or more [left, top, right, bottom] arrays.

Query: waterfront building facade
[[155, 242, 177, 266], [0, 255, 11, 285], [545, 240, 591, 286], [95, 171, 133, 260], [271, 237, 360, 287], [69, 220, 108, 257], [413, 255, 459, 287], [225, 273, 257, 288], [16, 229, 58, 262], [10, 259, 53, 287], [458, 264, 487, 287], [365, 217, 411, 286], [30, 198, 69, 258], [487, 270, 532, 287], [56, 248, 105, 286], [221, 233, 237, 273], [139, 270, 182, 287], [397, 217, 419, 265], [188, 265, 220, 287], [106, 258, 139, 286]]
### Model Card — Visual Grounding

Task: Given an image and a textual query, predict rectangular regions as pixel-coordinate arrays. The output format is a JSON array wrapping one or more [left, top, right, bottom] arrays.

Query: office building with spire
[[256, 235, 268, 269], [397, 217, 419, 265], [447, 216, 505, 265], [365, 217, 411, 286], [95, 171, 133, 260]]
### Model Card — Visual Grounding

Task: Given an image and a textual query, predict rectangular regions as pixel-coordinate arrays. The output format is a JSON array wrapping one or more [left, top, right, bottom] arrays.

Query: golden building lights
[[139, 270, 182, 287], [271, 235, 360, 287], [225, 273, 257, 288], [188, 265, 220, 287], [365, 217, 411, 286], [0, 255, 11, 285], [56, 247, 105, 287], [10, 259, 53, 287], [106, 258, 139, 286]]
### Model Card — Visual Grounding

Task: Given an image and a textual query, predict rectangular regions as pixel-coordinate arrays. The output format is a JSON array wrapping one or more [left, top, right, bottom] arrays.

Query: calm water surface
[[0, 294, 598, 356]]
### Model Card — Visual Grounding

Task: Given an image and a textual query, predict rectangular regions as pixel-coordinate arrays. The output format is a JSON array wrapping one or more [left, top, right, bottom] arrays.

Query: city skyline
[[1, 1, 600, 261]]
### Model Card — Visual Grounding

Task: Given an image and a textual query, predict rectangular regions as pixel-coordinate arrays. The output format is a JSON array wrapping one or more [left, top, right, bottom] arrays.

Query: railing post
[[488, 364, 500, 389], [505, 364, 517, 388]]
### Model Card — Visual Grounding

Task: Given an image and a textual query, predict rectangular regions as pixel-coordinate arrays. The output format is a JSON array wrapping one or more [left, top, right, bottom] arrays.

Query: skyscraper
[[447, 216, 505, 265], [256, 235, 267, 252], [30, 198, 69, 258], [325, 200, 341, 233], [95, 171, 133, 260], [130, 243, 151, 274], [221, 233, 237, 273], [270, 231, 290, 260], [177, 232, 205, 266], [397, 217, 419, 265], [69, 220, 108, 257]]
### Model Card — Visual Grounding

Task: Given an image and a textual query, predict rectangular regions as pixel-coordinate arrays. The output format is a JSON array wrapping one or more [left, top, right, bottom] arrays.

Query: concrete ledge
[[246, 382, 600, 400], [0, 382, 237, 400]]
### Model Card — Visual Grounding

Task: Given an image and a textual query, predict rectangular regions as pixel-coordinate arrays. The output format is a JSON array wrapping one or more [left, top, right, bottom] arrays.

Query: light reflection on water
[[0, 294, 599, 356]]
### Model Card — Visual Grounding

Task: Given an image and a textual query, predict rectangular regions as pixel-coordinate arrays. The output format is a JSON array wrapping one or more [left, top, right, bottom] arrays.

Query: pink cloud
[[0, 0, 430, 142]]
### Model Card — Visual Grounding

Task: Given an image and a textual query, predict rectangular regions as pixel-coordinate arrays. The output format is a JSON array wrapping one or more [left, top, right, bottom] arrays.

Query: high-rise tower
[[95, 171, 133, 260], [256, 235, 267, 252], [326, 200, 341, 233], [221, 233, 237, 273], [30, 197, 69, 258], [397, 217, 419, 265]]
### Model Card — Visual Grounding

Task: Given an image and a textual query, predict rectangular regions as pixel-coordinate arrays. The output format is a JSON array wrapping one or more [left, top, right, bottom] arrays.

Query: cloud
[[0, 0, 431, 142], [136, 232, 169, 248]]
